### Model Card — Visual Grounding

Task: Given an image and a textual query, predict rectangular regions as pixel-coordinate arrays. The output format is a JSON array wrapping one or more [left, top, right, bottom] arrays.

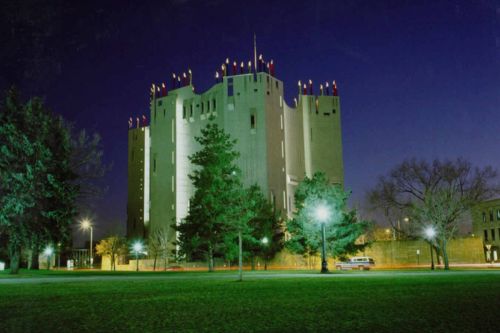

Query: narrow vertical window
[[153, 158, 156, 172], [492, 229, 496, 241], [250, 114, 256, 129], [484, 229, 488, 241], [490, 209, 494, 222], [483, 212, 486, 223], [212, 99, 216, 110], [183, 106, 186, 119], [190, 104, 193, 118], [201, 102, 204, 114]]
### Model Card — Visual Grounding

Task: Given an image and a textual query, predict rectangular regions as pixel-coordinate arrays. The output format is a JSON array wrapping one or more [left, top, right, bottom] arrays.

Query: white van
[[336, 256, 375, 270]]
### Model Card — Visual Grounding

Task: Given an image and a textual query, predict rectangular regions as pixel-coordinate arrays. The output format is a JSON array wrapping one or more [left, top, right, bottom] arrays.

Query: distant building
[[127, 50, 344, 253], [471, 198, 500, 262]]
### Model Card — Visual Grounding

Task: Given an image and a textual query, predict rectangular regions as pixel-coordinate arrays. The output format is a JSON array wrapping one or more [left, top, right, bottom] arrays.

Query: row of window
[[481, 209, 500, 223], [183, 99, 217, 119], [484, 228, 500, 242]]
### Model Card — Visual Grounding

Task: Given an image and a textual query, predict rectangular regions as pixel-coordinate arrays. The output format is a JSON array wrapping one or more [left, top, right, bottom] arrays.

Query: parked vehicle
[[335, 256, 375, 270]]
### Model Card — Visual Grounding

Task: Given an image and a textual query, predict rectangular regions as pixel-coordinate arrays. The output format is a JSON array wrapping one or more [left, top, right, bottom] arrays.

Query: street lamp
[[261, 237, 269, 270], [81, 219, 93, 268], [43, 246, 53, 270], [132, 241, 144, 272], [315, 204, 331, 273], [424, 226, 436, 270]]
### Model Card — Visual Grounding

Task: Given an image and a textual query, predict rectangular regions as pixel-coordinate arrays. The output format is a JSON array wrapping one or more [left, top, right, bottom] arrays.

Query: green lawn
[[0, 270, 499, 332]]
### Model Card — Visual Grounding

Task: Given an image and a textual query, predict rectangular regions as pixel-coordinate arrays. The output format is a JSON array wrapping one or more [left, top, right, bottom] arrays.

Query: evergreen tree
[[243, 185, 284, 270], [286, 172, 369, 265], [177, 123, 242, 272]]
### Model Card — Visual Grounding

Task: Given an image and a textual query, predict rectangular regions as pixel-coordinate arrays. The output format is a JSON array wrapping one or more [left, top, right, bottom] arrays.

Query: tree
[[286, 172, 370, 265], [148, 228, 170, 271], [368, 158, 500, 270], [0, 88, 107, 274], [243, 185, 284, 270], [0, 89, 78, 273], [95, 235, 127, 271], [177, 123, 242, 272]]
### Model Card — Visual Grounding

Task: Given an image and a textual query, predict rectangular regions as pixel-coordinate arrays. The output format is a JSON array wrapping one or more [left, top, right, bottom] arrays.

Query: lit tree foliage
[[369, 158, 500, 270], [286, 172, 370, 264], [95, 235, 127, 271]]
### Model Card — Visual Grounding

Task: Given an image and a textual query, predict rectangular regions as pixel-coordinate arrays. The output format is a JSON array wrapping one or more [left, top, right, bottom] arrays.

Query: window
[[250, 114, 256, 129], [207, 100, 210, 112], [182, 106, 186, 119], [484, 229, 488, 241], [275, 80, 279, 89], [201, 102, 204, 114], [490, 209, 494, 222], [157, 100, 162, 106], [483, 212, 486, 223], [228, 78, 234, 96], [497, 209, 500, 220], [492, 229, 496, 241], [332, 109, 336, 114], [212, 99, 216, 111], [153, 158, 156, 172], [190, 104, 193, 118]]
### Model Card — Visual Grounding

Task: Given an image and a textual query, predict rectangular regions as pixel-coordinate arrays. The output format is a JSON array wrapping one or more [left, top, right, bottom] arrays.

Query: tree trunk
[[251, 256, 255, 271], [31, 246, 40, 270], [27, 250, 33, 270], [434, 246, 442, 265], [111, 254, 115, 271], [9, 245, 21, 274], [208, 244, 214, 272], [238, 230, 243, 282], [153, 254, 157, 271], [442, 238, 450, 270]]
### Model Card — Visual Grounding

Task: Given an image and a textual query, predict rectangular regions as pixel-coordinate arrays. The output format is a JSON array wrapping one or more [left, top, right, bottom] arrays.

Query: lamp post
[[261, 237, 269, 270], [43, 246, 53, 270], [57, 242, 61, 269], [132, 241, 143, 272], [315, 204, 330, 274], [81, 219, 93, 268], [424, 226, 436, 270]]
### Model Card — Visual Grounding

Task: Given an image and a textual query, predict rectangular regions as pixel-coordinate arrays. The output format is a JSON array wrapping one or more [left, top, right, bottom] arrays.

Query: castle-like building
[[127, 49, 344, 250]]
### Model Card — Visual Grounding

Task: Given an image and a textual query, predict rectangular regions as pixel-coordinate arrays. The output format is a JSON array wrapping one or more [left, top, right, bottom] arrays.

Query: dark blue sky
[[2, 0, 499, 243]]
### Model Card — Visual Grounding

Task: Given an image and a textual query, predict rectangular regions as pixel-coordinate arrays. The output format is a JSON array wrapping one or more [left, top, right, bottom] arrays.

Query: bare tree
[[148, 228, 170, 271], [369, 158, 499, 269]]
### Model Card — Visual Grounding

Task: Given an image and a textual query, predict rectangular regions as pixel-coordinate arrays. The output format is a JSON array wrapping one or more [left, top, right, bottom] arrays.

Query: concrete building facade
[[472, 198, 500, 262], [127, 53, 344, 252]]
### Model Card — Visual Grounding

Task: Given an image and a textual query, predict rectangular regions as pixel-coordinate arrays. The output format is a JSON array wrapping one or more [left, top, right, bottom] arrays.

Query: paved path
[[1, 270, 499, 285]]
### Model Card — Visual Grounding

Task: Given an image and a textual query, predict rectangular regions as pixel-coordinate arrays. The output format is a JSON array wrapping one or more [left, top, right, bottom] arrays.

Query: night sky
[[2, 0, 499, 245]]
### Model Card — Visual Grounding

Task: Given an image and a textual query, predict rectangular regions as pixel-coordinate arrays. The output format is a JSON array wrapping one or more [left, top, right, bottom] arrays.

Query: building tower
[[127, 51, 344, 254]]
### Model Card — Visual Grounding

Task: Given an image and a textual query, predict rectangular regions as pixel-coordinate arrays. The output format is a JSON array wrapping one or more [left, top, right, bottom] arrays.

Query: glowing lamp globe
[[315, 205, 330, 223]]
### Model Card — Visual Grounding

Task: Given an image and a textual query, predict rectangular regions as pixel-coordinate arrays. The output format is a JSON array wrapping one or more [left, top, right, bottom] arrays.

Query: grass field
[[1, 270, 499, 332]]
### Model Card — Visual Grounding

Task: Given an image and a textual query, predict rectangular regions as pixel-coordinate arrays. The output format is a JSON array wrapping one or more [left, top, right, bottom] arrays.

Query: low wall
[[361, 237, 484, 267], [100, 237, 485, 271]]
